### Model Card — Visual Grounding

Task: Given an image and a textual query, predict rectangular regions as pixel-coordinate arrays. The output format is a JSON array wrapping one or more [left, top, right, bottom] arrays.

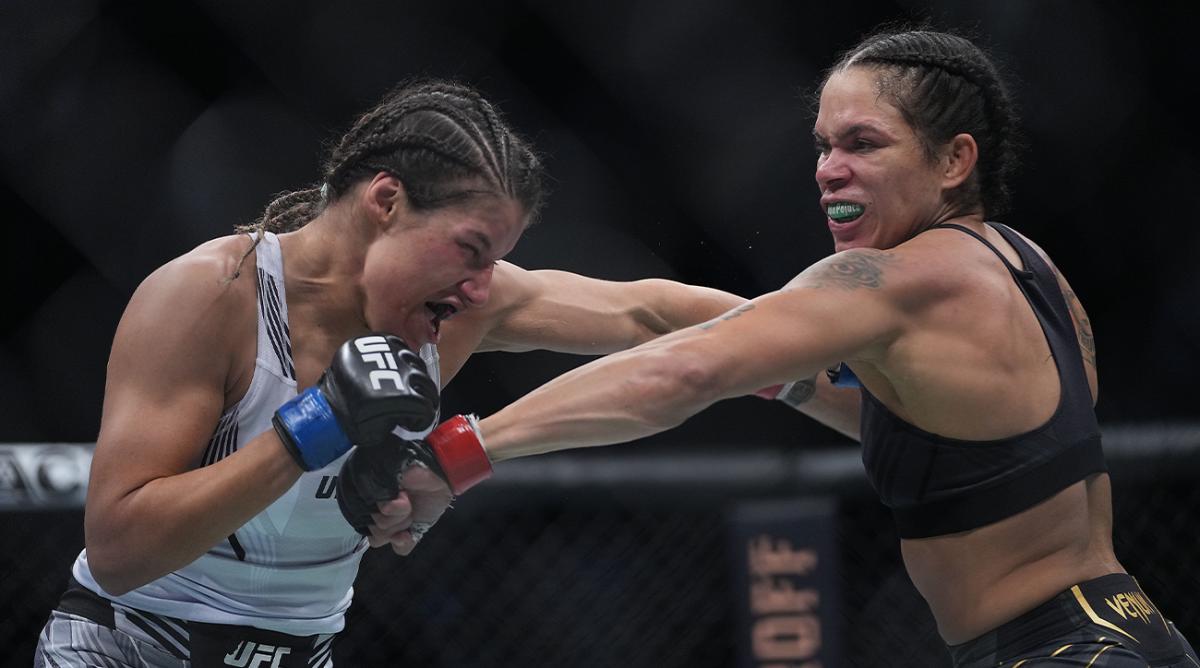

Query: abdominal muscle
[[902, 473, 1123, 644]]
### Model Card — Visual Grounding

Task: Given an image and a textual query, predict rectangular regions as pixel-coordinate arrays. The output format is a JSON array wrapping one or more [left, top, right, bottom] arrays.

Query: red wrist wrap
[[753, 384, 785, 400], [426, 415, 493, 495]]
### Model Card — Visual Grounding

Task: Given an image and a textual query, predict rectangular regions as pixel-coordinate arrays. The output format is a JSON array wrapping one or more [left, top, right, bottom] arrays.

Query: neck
[[916, 209, 986, 238], [278, 204, 372, 340]]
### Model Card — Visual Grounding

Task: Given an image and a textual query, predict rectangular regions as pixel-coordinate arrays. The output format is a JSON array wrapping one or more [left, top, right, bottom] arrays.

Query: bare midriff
[[901, 473, 1123, 645]]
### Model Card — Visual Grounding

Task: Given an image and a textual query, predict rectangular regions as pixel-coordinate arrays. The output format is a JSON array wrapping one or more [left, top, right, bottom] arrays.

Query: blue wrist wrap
[[273, 387, 353, 470]]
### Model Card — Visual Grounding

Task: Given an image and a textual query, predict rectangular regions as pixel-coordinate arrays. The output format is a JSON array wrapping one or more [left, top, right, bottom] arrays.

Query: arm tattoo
[[698, 303, 755, 330], [1061, 284, 1097, 368], [1045, 258, 1097, 369], [1034, 246, 1096, 369], [799, 250, 893, 290]]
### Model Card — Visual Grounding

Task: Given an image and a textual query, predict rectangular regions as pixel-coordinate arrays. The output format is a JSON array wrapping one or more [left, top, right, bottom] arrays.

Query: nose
[[458, 264, 494, 308], [815, 149, 850, 192]]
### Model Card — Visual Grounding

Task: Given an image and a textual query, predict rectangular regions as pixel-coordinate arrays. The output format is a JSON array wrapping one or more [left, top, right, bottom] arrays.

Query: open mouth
[[827, 202, 865, 223], [426, 301, 459, 334]]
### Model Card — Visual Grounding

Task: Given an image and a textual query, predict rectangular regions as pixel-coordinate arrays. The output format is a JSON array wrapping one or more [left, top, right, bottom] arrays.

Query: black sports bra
[[854, 222, 1106, 539]]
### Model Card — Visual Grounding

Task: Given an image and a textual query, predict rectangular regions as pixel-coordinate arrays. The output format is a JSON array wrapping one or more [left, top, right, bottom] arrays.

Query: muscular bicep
[[87, 260, 243, 529]]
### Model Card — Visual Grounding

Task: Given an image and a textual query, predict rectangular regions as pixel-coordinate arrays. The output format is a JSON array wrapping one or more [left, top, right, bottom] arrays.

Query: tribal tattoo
[[696, 250, 890, 332], [798, 249, 893, 290]]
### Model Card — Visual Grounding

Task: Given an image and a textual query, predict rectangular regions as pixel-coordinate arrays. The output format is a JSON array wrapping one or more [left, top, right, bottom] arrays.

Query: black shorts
[[949, 573, 1198, 667], [36, 577, 336, 667]]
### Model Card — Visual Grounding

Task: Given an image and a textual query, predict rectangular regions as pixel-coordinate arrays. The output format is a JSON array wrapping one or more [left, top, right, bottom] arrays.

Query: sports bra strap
[[932, 223, 1033, 280]]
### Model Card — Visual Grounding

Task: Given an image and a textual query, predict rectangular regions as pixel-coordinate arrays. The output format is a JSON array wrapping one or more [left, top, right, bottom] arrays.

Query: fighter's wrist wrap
[[774, 374, 818, 408], [273, 387, 353, 471], [425, 414, 492, 495]]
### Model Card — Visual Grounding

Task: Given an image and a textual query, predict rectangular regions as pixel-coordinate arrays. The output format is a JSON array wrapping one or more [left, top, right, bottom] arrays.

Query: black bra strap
[[932, 223, 1032, 279]]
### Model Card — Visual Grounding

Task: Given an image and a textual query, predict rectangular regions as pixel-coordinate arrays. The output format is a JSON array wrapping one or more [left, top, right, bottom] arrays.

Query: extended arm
[[475, 249, 904, 461], [340, 262, 757, 535], [435, 261, 748, 383]]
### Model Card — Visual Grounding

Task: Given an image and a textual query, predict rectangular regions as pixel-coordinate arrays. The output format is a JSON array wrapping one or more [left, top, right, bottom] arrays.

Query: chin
[[366, 321, 417, 348]]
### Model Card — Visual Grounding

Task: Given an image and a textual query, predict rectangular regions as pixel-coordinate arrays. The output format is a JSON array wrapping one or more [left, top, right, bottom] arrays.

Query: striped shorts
[[949, 573, 1199, 667], [34, 578, 335, 667]]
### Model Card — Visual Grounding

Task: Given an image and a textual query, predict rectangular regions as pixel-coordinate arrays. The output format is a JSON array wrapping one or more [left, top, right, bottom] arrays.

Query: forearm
[[789, 375, 862, 441], [479, 342, 720, 461], [86, 432, 302, 595], [477, 290, 853, 461]]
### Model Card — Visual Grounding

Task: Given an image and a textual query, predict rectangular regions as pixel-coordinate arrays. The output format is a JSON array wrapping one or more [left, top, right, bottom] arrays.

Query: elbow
[[629, 349, 722, 430], [87, 549, 139, 596], [85, 524, 147, 596], [625, 308, 671, 348], [625, 280, 676, 345]]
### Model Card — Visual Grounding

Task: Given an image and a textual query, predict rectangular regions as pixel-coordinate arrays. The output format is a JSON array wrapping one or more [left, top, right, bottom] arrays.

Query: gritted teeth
[[827, 202, 865, 223]]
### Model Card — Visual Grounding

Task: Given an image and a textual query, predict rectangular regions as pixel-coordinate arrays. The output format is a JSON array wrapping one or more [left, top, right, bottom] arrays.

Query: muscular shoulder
[[135, 236, 257, 315], [791, 248, 898, 290], [119, 235, 259, 372], [790, 242, 965, 311]]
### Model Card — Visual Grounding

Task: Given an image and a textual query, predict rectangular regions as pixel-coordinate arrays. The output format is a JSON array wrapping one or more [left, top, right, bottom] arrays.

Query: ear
[[362, 172, 409, 227], [940, 133, 978, 190]]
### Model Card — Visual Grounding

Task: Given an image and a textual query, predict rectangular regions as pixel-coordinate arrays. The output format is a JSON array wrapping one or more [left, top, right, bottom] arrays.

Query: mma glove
[[336, 433, 427, 536], [336, 415, 491, 538], [273, 334, 439, 471]]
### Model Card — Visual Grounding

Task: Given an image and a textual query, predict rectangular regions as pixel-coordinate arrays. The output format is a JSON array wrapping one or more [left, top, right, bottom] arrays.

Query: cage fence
[[2, 423, 1198, 667]]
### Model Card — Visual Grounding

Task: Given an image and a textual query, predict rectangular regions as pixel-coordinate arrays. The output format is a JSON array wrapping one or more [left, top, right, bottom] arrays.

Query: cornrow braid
[[825, 28, 1022, 218], [475, 95, 513, 192], [321, 80, 539, 212], [230, 186, 325, 279], [233, 78, 545, 274]]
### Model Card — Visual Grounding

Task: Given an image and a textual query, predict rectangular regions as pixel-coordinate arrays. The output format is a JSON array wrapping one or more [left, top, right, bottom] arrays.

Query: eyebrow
[[471, 230, 493, 253], [813, 123, 885, 144]]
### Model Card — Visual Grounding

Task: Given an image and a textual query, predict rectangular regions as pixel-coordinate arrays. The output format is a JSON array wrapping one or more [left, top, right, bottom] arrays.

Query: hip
[[35, 577, 336, 668], [948, 573, 1197, 667]]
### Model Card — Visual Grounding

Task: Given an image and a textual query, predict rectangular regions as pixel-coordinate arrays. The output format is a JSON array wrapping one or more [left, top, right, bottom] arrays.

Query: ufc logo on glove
[[272, 333, 438, 471], [355, 335, 408, 391]]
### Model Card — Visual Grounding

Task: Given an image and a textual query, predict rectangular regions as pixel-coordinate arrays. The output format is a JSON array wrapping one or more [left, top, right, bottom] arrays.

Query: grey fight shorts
[[34, 578, 335, 668]]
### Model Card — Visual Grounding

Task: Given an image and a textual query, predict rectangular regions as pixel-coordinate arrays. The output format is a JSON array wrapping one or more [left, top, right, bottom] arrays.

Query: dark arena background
[[2, 1, 1198, 666]]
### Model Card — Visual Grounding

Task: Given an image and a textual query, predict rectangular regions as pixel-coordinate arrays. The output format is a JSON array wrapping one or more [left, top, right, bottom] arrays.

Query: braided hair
[[232, 79, 545, 276], [823, 29, 1021, 218]]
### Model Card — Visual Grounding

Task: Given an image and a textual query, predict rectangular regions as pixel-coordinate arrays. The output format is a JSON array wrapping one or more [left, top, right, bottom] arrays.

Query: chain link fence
[[3, 424, 1198, 667]]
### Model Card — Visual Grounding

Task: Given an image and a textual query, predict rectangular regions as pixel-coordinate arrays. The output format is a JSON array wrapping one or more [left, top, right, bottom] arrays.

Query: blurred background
[[2, 0, 1197, 666]]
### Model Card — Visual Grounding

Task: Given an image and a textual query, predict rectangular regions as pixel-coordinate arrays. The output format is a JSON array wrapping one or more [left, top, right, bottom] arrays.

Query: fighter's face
[[813, 67, 948, 252], [362, 194, 526, 348]]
